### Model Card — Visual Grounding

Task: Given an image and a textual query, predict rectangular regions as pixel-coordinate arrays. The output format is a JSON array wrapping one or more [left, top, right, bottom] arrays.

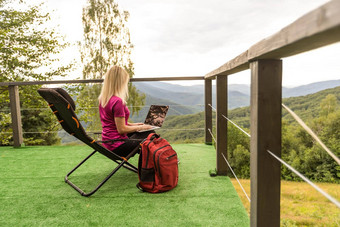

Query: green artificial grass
[[0, 144, 249, 226]]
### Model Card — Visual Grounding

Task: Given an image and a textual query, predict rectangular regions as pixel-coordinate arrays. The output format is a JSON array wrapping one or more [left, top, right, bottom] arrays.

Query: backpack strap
[[146, 133, 159, 141], [136, 183, 145, 192]]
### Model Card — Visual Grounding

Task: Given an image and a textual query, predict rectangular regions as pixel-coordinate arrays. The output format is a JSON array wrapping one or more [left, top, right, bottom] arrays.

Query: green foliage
[[77, 0, 145, 131], [229, 145, 250, 178], [319, 94, 337, 117], [0, 0, 72, 145], [225, 87, 340, 182], [161, 86, 340, 183], [227, 124, 250, 179], [80, 0, 133, 79], [159, 112, 212, 144], [0, 112, 11, 145], [282, 87, 340, 124]]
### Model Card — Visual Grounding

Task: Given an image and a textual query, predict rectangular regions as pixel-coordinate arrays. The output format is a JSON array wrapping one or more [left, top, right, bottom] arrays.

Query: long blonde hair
[[98, 65, 130, 108]]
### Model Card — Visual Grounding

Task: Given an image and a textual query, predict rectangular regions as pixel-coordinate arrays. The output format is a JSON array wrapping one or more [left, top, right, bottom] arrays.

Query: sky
[[30, 0, 339, 87]]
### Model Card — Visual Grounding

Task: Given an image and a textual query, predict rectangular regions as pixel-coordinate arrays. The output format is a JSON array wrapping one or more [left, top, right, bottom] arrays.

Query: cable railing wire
[[208, 103, 216, 112], [168, 107, 185, 115], [158, 128, 204, 131], [208, 128, 216, 144], [6, 99, 339, 207], [209, 102, 340, 209], [221, 114, 251, 138], [208, 103, 250, 138], [209, 104, 251, 203], [0, 104, 206, 113], [2, 128, 205, 135], [221, 153, 251, 203], [282, 103, 340, 165], [267, 149, 340, 209], [210, 103, 338, 166]]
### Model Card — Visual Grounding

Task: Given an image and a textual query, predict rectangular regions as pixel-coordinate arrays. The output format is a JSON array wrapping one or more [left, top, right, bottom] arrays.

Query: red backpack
[[137, 133, 178, 193]]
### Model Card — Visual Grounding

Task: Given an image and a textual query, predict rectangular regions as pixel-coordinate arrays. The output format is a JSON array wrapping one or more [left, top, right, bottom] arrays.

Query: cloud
[[29, 0, 338, 85], [120, 0, 334, 82], [123, 0, 329, 56]]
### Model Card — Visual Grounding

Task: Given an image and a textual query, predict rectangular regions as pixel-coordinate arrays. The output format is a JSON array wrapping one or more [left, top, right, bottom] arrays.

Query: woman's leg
[[128, 130, 155, 140], [113, 131, 155, 157]]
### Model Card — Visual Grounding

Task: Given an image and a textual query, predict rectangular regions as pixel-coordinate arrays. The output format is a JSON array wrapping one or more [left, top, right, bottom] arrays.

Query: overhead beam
[[248, 0, 340, 60], [205, 51, 249, 79]]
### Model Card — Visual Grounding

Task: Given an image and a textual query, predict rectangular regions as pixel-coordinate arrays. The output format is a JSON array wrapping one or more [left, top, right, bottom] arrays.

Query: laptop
[[139, 105, 169, 132]]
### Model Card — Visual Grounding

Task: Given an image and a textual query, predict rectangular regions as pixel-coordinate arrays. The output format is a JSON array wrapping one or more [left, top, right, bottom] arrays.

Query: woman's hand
[[128, 122, 144, 126], [137, 124, 153, 132], [115, 117, 153, 134]]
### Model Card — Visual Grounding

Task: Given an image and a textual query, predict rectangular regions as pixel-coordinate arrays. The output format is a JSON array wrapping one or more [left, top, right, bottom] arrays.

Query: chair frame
[[38, 87, 142, 197], [65, 145, 140, 197]]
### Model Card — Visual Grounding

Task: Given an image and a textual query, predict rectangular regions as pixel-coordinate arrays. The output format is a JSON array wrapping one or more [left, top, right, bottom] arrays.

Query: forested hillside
[[159, 86, 340, 183], [133, 80, 340, 114]]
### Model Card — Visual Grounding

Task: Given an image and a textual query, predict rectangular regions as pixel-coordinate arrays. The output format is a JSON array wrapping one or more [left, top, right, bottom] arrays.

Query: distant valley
[[130, 79, 340, 122]]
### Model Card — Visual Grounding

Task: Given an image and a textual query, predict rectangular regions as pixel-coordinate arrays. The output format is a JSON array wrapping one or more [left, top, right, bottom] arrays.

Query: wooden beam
[[248, 0, 340, 61], [216, 76, 228, 175], [250, 59, 282, 227], [8, 86, 24, 148], [204, 79, 212, 145], [248, 0, 340, 60], [0, 77, 204, 87], [205, 1, 340, 78], [205, 51, 249, 79], [131, 76, 204, 82]]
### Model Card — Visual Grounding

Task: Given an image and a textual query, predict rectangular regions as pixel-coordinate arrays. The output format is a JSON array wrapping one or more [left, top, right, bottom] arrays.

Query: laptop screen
[[144, 105, 169, 127]]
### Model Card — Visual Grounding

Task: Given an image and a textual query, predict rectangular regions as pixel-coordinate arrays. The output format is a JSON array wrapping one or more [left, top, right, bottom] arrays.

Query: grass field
[[0, 144, 249, 226], [230, 179, 340, 226]]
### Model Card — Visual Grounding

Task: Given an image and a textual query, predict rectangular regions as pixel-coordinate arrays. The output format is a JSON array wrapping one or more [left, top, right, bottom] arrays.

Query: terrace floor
[[0, 143, 249, 226]]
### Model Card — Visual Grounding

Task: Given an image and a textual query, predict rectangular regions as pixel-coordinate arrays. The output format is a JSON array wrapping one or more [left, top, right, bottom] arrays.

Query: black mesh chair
[[38, 88, 141, 197]]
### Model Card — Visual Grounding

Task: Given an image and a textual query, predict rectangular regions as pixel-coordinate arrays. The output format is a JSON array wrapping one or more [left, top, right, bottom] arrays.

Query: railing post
[[216, 76, 228, 175], [250, 59, 282, 227], [8, 85, 24, 148], [204, 79, 212, 145]]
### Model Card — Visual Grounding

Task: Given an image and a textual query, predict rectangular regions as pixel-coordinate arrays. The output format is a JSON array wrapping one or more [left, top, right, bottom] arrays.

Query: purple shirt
[[99, 96, 130, 151]]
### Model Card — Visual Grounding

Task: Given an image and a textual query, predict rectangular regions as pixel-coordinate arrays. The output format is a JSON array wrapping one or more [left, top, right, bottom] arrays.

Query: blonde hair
[[98, 65, 130, 108]]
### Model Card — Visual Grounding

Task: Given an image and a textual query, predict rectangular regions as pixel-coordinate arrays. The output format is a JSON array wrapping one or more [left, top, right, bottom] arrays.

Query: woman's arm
[[127, 122, 144, 126], [115, 117, 152, 134]]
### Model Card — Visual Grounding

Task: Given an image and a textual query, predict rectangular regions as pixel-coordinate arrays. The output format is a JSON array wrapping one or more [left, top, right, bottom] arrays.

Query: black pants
[[113, 130, 155, 157]]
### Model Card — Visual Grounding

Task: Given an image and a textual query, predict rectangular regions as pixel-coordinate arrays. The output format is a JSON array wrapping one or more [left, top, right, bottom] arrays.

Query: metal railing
[[203, 1, 340, 226], [209, 102, 340, 209], [0, 77, 204, 147]]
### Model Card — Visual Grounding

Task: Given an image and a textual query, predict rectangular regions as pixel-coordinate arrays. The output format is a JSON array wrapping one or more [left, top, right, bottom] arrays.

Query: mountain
[[133, 82, 250, 111], [129, 94, 198, 123], [159, 86, 340, 143], [133, 80, 340, 113], [282, 80, 340, 97]]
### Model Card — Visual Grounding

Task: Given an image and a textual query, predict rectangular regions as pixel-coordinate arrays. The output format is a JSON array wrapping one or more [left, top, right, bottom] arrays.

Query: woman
[[98, 65, 153, 157]]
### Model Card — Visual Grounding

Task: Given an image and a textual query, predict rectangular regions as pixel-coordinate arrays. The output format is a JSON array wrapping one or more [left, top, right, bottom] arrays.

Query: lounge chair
[[38, 87, 141, 197]]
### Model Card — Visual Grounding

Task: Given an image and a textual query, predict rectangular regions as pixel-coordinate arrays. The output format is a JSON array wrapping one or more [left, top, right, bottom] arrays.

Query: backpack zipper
[[166, 153, 177, 160], [157, 149, 176, 179], [152, 144, 171, 173], [144, 139, 153, 168]]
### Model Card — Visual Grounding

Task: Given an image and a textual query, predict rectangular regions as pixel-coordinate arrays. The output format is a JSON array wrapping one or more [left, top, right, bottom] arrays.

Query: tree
[[227, 124, 250, 178], [319, 94, 337, 117], [280, 95, 340, 183], [78, 0, 145, 131], [0, 0, 72, 145]]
